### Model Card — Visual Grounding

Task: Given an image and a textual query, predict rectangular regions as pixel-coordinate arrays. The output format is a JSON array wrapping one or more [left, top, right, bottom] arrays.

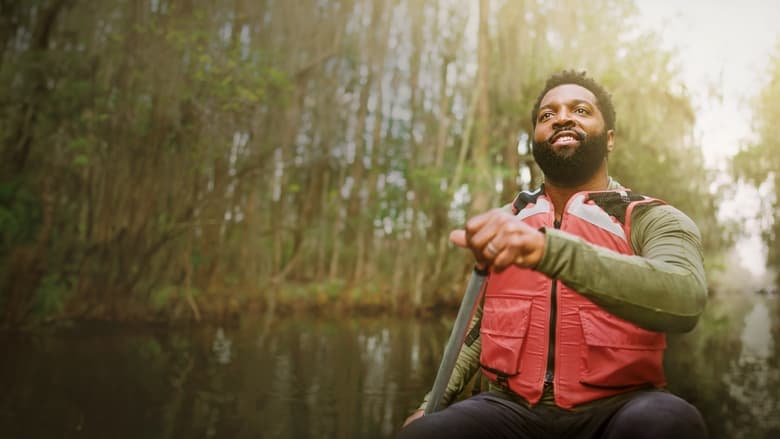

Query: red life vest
[[479, 189, 667, 409]]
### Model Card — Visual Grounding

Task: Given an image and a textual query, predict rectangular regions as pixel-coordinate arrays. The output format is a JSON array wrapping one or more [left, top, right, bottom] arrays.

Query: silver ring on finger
[[486, 242, 499, 257]]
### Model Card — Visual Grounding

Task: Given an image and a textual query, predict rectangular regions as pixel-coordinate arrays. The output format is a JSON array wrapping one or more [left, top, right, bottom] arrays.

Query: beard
[[532, 129, 609, 187]]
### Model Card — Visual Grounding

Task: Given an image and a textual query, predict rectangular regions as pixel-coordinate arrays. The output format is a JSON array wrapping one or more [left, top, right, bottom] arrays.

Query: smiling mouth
[[550, 131, 582, 146]]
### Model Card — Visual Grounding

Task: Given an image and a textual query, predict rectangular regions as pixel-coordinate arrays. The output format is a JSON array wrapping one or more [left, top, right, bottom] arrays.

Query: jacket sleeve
[[416, 305, 483, 411], [535, 203, 707, 332]]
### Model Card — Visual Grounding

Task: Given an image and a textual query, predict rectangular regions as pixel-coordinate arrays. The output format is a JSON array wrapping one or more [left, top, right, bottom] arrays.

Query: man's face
[[532, 84, 614, 187]]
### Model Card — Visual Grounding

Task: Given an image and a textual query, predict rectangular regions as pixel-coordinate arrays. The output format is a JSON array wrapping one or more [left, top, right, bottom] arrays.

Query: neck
[[543, 164, 609, 220]]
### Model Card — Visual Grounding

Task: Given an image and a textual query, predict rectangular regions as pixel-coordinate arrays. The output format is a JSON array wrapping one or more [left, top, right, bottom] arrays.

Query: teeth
[[556, 135, 574, 142]]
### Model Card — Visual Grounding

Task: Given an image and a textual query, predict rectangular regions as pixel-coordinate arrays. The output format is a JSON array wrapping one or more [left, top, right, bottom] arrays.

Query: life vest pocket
[[480, 295, 533, 375], [577, 306, 666, 389]]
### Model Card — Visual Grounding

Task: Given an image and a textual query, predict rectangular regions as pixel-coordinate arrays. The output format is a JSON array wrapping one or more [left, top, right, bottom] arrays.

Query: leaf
[[73, 154, 89, 166]]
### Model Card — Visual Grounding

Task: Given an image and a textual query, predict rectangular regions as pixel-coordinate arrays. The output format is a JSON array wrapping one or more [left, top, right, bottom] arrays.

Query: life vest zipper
[[544, 218, 561, 385]]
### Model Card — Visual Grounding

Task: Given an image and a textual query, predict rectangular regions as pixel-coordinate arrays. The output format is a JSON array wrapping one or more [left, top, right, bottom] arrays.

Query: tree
[[732, 42, 780, 272], [0, 0, 730, 325]]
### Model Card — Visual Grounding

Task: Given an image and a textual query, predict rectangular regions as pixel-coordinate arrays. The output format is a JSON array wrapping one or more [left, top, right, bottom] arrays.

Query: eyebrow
[[539, 98, 595, 111]]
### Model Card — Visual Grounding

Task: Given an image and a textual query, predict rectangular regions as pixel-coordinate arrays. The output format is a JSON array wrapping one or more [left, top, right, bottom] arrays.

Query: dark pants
[[398, 390, 707, 439]]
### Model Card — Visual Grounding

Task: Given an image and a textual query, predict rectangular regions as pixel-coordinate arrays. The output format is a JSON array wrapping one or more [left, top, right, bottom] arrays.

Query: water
[[1, 295, 777, 438], [0, 317, 448, 439]]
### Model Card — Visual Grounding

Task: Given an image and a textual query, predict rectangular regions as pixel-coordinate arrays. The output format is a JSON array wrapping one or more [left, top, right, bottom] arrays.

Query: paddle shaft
[[424, 268, 487, 414]]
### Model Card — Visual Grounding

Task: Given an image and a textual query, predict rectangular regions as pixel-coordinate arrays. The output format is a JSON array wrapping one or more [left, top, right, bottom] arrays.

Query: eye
[[574, 107, 590, 115], [539, 111, 554, 121]]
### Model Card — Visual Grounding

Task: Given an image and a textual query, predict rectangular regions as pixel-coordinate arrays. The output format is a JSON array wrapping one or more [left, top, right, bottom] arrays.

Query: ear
[[606, 129, 615, 153]]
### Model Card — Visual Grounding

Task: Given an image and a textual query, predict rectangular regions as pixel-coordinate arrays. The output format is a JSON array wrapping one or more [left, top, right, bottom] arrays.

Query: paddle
[[424, 267, 487, 414]]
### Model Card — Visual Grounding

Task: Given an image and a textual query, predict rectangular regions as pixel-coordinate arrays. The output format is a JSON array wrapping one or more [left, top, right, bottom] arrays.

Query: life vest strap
[[479, 362, 518, 388], [588, 191, 657, 224]]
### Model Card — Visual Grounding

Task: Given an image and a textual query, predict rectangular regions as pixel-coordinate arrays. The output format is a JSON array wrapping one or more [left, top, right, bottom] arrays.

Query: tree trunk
[[471, 0, 493, 214]]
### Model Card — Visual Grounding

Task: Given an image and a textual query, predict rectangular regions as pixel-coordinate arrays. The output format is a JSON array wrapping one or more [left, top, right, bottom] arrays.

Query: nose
[[552, 109, 574, 129]]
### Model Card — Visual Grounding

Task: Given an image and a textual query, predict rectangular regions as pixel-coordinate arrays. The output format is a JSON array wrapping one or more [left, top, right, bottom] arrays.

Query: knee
[[607, 392, 707, 439], [396, 415, 442, 439]]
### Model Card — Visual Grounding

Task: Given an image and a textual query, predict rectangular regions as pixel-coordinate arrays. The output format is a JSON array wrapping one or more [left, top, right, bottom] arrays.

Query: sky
[[634, 0, 780, 165], [633, 0, 780, 278]]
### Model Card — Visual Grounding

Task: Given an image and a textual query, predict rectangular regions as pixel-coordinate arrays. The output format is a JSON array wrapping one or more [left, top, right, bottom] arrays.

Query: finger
[[474, 261, 488, 272], [469, 211, 508, 249], [477, 240, 495, 262], [491, 246, 517, 272], [485, 241, 499, 257], [402, 410, 425, 428], [449, 229, 467, 247], [463, 210, 496, 235], [489, 225, 531, 270], [451, 229, 490, 267], [493, 230, 544, 270]]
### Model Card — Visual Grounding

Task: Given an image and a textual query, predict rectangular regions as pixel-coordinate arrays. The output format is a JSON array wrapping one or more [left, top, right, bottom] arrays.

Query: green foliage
[[314, 279, 348, 301], [732, 43, 780, 268], [151, 286, 178, 311], [349, 281, 385, 305], [32, 273, 68, 318], [151, 285, 201, 312], [278, 279, 349, 306], [732, 145, 771, 187], [163, 25, 292, 115], [0, 181, 41, 256], [139, 339, 163, 359]]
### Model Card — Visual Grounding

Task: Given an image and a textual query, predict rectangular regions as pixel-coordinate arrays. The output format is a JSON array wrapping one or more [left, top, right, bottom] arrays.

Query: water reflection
[[0, 298, 777, 438], [722, 297, 780, 438], [212, 328, 232, 365], [257, 318, 448, 438], [665, 290, 780, 439]]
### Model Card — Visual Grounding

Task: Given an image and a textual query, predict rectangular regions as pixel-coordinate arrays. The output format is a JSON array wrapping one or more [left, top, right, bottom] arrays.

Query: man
[[399, 70, 708, 438]]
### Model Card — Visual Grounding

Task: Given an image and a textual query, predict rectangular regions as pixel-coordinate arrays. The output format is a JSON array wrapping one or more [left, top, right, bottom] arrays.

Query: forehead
[[539, 84, 599, 108]]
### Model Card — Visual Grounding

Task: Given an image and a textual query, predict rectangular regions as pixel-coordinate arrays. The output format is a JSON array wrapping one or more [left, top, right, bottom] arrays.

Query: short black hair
[[530, 70, 616, 131]]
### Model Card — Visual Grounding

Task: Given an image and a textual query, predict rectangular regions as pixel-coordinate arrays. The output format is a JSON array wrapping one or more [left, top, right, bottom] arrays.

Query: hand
[[449, 208, 546, 272], [402, 409, 425, 428]]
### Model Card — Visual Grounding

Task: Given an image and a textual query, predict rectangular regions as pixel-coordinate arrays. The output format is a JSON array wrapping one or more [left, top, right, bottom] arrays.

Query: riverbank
[[5, 260, 776, 329]]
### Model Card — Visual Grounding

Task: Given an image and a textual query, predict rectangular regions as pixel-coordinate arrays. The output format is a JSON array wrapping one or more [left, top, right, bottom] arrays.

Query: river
[[1, 293, 777, 438]]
